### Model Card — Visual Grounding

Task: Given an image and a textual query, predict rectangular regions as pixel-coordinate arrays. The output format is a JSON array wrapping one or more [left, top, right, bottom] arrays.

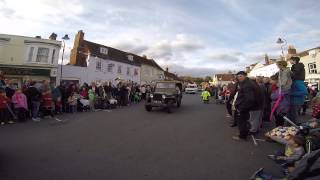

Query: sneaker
[[1, 122, 5, 126], [32, 118, 40, 122], [268, 155, 276, 160], [8, 121, 15, 124], [55, 118, 62, 122]]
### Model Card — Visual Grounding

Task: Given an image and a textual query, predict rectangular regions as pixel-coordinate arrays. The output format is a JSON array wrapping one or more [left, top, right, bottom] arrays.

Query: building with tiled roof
[[61, 30, 141, 85]]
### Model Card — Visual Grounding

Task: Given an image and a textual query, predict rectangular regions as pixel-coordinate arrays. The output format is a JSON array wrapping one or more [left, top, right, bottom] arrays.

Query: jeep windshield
[[156, 83, 176, 89]]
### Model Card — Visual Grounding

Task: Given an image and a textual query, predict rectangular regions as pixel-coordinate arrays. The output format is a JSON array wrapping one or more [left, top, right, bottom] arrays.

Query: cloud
[[171, 34, 204, 51], [1, 0, 320, 76], [206, 53, 241, 63]]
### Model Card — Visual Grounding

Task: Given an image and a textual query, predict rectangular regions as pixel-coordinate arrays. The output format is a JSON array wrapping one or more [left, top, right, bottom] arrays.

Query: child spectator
[[268, 135, 305, 174], [88, 89, 96, 111], [52, 86, 62, 114], [12, 88, 28, 122], [68, 92, 78, 113], [0, 88, 14, 125], [80, 87, 88, 99]]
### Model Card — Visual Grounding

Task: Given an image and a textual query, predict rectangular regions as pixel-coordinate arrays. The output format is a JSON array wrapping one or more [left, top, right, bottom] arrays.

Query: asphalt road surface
[[0, 94, 284, 180]]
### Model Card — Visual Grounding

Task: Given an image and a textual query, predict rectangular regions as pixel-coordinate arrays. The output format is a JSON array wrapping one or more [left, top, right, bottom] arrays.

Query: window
[[96, 60, 102, 71], [308, 62, 317, 74], [117, 65, 122, 74], [36, 48, 49, 63], [51, 49, 56, 64], [134, 68, 139, 76], [107, 63, 114, 72], [127, 67, 130, 75], [127, 55, 133, 61], [100, 47, 108, 55], [28, 47, 34, 62]]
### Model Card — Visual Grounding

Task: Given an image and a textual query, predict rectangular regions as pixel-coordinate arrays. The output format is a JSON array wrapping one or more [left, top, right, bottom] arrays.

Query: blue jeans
[[32, 101, 40, 118]]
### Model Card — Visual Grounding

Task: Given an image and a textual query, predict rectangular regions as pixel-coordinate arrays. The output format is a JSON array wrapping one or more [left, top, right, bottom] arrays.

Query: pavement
[[0, 94, 301, 180]]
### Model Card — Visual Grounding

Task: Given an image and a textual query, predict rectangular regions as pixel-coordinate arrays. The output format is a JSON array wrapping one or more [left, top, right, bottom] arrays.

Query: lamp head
[[62, 34, 70, 40], [276, 38, 284, 44]]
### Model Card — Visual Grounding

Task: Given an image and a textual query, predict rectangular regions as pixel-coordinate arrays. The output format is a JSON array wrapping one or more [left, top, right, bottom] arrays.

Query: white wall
[[59, 56, 141, 85]]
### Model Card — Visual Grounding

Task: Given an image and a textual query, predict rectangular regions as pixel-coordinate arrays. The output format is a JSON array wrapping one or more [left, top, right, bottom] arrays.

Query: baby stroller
[[79, 97, 90, 112], [251, 116, 320, 180], [108, 98, 118, 109], [40, 95, 54, 118], [251, 149, 320, 180]]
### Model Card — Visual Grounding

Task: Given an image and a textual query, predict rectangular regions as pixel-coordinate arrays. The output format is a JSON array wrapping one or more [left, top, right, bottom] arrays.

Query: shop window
[[36, 48, 49, 63], [308, 62, 317, 74]]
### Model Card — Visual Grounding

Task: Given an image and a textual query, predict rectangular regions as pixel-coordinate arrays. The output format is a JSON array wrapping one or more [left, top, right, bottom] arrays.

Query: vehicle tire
[[166, 107, 172, 113], [145, 105, 152, 112]]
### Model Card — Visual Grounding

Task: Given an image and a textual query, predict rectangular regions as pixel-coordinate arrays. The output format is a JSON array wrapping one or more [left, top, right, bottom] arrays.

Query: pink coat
[[12, 92, 28, 110]]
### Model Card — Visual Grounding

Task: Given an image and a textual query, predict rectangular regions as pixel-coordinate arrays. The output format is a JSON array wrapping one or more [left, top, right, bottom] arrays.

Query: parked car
[[185, 84, 198, 94], [145, 81, 182, 113]]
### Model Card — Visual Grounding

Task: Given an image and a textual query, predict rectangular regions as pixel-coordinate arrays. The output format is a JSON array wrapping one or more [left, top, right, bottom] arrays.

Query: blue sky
[[1, 0, 320, 76]]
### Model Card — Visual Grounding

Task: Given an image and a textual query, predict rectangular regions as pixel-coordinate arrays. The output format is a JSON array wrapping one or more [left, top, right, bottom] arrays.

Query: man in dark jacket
[[25, 81, 42, 121], [233, 71, 256, 140]]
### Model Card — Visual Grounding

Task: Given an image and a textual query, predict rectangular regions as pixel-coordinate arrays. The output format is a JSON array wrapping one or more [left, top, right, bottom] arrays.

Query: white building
[[299, 47, 320, 84], [60, 30, 141, 85], [59, 55, 140, 85], [0, 33, 61, 87]]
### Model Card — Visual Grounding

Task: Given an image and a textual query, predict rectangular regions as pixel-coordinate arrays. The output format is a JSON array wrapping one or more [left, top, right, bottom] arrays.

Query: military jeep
[[145, 81, 182, 113]]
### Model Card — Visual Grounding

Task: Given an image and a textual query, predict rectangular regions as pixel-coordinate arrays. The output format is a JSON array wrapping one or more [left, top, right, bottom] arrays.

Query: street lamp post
[[276, 37, 287, 57], [60, 34, 70, 84]]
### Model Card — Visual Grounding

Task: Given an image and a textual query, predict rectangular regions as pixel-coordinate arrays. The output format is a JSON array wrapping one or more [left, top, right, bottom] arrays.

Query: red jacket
[[0, 95, 10, 109]]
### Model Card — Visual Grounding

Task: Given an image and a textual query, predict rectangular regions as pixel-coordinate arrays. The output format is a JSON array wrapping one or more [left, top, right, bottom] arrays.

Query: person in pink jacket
[[12, 88, 28, 122]]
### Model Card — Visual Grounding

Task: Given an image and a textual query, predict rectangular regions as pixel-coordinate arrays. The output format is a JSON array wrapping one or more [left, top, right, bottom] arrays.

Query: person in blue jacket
[[288, 56, 307, 124]]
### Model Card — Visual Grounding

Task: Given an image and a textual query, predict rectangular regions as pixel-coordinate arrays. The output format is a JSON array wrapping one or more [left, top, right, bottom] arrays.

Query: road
[[0, 94, 283, 180]]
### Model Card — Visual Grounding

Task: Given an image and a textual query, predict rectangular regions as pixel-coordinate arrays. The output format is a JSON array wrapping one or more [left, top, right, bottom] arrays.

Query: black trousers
[[237, 111, 250, 139], [226, 102, 232, 116], [15, 108, 27, 122], [0, 108, 9, 123]]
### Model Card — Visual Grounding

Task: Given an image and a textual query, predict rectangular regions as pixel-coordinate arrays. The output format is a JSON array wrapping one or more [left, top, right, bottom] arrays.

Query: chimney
[[264, 54, 269, 65], [70, 30, 85, 66], [245, 67, 250, 73], [49, 33, 57, 40], [142, 55, 147, 59], [166, 67, 169, 72], [287, 45, 297, 56]]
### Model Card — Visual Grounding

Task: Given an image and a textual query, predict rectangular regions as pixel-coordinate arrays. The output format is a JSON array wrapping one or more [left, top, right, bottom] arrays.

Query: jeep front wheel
[[145, 105, 152, 112]]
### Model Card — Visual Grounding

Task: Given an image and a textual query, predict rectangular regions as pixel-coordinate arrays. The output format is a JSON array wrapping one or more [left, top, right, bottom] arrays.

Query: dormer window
[[127, 55, 134, 61], [100, 47, 108, 55]]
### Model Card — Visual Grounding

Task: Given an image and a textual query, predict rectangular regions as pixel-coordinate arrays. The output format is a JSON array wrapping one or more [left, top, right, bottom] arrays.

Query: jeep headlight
[[150, 94, 154, 98], [162, 94, 166, 99]]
